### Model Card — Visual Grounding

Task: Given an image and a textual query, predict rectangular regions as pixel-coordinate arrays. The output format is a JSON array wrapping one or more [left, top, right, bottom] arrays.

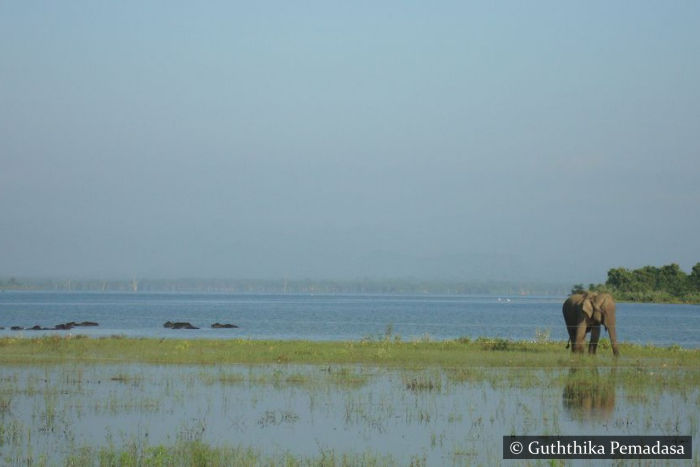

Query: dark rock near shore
[[212, 323, 238, 329], [164, 321, 199, 329], [59, 321, 99, 329], [6, 321, 101, 331]]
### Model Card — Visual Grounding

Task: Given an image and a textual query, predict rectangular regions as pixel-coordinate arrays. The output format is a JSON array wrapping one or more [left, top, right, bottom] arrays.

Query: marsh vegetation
[[0, 336, 698, 465]]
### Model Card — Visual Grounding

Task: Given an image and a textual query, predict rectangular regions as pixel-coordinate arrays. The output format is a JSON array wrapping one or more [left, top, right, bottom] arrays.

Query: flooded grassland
[[0, 337, 698, 466]]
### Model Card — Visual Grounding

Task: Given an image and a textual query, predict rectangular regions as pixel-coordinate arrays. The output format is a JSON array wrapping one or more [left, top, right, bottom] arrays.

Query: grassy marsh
[[0, 337, 698, 465], [1, 335, 698, 369]]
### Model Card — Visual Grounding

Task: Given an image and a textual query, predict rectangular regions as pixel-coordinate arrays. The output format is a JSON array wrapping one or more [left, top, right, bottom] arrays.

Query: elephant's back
[[563, 293, 584, 310]]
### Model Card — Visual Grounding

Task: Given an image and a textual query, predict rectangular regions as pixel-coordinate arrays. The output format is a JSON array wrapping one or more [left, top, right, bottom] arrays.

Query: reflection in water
[[2, 364, 697, 464], [562, 367, 616, 421]]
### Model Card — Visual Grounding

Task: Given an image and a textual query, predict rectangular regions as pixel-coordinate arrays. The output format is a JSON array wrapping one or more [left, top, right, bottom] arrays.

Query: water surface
[[0, 364, 697, 465], [1, 292, 698, 347]]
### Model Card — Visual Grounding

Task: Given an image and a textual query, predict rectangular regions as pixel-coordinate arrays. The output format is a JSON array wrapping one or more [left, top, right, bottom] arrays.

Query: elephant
[[562, 292, 619, 356]]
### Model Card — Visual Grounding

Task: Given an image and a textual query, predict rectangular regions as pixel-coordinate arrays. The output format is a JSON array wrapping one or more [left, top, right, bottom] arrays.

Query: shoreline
[[1, 336, 697, 367]]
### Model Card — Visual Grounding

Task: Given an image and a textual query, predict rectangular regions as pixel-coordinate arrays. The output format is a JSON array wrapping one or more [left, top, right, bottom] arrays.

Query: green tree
[[632, 266, 659, 291], [601, 262, 699, 302], [606, 268, 632, 290], [657, 263, 688, 296], [690, 262, 700, 292]]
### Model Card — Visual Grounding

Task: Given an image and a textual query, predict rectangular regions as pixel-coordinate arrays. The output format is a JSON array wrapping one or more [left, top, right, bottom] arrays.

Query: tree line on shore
[[4, 263, 699, 303], [576, 263, 700, 304]]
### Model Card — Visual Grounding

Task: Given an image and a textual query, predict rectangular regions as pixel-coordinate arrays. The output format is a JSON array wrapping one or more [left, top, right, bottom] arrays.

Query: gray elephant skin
[[562, 292, 619, 356]]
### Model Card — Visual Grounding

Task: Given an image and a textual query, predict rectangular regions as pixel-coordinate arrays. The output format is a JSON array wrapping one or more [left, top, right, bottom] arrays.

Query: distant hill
[[0, 277, 570, 296]]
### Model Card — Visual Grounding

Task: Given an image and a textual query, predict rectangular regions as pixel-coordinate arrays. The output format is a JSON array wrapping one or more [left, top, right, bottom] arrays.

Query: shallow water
[[0, 364, 697, 465], [1, 291, 699, 347]]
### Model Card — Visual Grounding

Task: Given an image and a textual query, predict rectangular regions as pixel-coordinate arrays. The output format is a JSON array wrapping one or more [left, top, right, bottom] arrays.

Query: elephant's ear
[[595, 295, 609, 326], [582, 298, 594, 319]]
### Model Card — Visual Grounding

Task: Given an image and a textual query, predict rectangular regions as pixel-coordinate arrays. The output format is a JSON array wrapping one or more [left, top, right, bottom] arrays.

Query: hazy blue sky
[[2, 1, 699, 283]]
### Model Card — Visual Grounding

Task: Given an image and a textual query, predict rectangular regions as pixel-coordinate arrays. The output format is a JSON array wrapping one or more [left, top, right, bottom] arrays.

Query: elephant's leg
[[588, 324, 601, 354], [565, 322, 577, 349], [573, 322, 587, 353]]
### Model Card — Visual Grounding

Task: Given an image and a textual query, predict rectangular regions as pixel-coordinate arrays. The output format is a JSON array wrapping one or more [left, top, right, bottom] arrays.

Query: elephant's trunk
[[606, 317, 620, 357]]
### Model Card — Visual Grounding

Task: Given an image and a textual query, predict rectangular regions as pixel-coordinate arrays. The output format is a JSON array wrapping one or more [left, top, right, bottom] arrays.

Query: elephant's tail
[[566, 338, 571, 349]]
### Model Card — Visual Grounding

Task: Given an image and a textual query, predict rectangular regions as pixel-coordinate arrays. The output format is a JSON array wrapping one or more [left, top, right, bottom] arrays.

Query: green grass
[[63, 441, 399, 467], [1, 341, 698, 466], [0, 335, 698, 370]]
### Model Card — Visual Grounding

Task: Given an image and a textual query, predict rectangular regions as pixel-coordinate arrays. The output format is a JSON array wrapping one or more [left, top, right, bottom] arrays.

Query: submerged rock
[[59, 321, 99, 328], [6, 321, 101, 331], [212, 323, 239, 329], [164, 321, 198, 329]]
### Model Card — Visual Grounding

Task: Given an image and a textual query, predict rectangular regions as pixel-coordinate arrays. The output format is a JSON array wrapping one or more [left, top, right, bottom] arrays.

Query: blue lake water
[[1, 291, 699, 348], [1, 364, 697, 465]]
